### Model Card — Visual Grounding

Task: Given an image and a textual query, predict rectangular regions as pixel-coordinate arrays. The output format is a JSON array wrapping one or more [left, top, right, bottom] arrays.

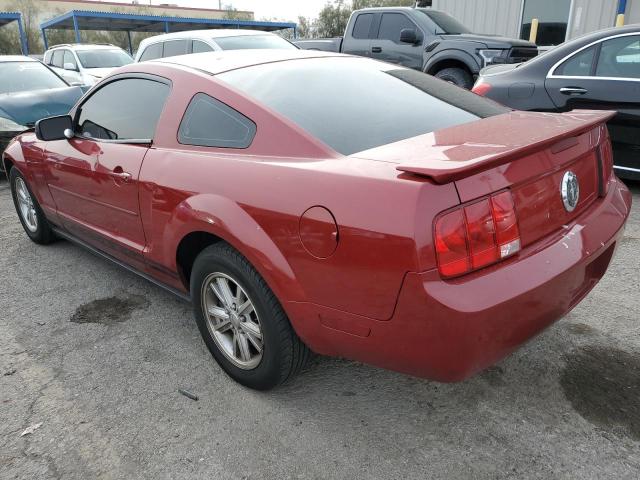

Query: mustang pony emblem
[[561, 171, 580, 212]]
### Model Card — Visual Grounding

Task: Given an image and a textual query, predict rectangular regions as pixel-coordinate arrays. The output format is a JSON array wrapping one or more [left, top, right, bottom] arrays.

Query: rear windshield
[[218, 57, 481, 155], [214, 35, 297, 51], [417, 9, 471, 35], [0, 62, 67, 94], [76, 49, 133, 68]]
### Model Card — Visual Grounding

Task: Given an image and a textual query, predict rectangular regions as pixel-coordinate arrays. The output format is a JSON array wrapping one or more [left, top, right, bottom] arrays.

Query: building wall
[[626, 0, 640, 24], [567, 0, 617, 39], [432, 0, 523, 38]]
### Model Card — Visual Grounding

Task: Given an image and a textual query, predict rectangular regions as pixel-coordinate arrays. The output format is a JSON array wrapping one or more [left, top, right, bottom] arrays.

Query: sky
[[108, 1, 329, 22]]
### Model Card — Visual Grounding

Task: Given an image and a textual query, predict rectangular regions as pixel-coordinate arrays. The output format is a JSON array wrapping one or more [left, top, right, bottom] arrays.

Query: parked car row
[[472, 25, 640, 180]]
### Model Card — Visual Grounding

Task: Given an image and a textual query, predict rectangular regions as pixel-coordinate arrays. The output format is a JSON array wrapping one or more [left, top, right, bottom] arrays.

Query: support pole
[[164, 21, 170, 33], [17, 16, 28, 54], [293, 26, 297, 39], [73, 14, 81, 43], [529, 18, 539, 44], [127, 30, 133, 55], [616, 0, 627, 26]]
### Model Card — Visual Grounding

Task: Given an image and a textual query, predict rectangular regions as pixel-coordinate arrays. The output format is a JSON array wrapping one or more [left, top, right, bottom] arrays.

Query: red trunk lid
[[353, 110, 615, 249]]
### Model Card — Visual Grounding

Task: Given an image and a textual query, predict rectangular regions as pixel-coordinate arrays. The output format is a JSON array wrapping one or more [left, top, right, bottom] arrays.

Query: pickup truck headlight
[[478, 49, 507, 67], [0, 116, 27, 134]]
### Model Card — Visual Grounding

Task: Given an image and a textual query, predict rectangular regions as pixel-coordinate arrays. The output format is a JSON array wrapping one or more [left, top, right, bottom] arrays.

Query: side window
[[163, 40, 189, 58], [377, 13, 416, 42], [77, 78, 170, 141], [139, 42, 163, 62], [63, 50, 77, 70], [51, 50, 64, 68], [596, 35, 640, 79], [352, 13, 374, 39], [192, 40, 214, 53], [44, 51, 52, 65], [178, 93, 256, 149], [555, 46, 596, 76]]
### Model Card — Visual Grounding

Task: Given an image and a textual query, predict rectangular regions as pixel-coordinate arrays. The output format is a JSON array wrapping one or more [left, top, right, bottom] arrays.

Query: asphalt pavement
[[1, 177, 639, 480]]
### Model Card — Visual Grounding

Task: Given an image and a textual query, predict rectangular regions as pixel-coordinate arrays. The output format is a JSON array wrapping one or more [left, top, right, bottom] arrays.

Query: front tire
[[434, 67, 474, 89], [191, 243, 310, 390], [9, 168, 54, 245]]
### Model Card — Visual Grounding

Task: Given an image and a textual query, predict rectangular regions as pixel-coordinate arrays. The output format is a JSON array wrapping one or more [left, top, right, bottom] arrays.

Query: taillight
[[472, 82, 492, 96], [434, 190, 521, 278], [599, 126, 614, 187]]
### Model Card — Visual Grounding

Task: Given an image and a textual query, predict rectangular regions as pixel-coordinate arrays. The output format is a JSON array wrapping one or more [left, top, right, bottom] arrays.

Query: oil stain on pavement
[[561, 345, 640, 441], [70, 294, 150, 325]]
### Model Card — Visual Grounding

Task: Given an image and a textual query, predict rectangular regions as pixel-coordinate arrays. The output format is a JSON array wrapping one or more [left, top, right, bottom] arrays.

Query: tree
[[296, 16, 314, 39]]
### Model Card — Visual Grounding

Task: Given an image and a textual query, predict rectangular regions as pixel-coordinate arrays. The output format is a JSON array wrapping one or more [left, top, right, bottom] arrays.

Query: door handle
[[110, 168, 132, 182], [560, 87, 588, 96], [372, 46, 382, 53]]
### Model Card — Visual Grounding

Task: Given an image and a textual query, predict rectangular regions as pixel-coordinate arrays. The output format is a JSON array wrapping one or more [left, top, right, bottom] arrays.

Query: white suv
[[43, 44, 133, 86], [134, 29, 297, 62]]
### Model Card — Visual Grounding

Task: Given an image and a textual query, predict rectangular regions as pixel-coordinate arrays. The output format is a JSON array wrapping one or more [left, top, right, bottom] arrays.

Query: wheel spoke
[[18, 188, 27, 202], [237, 298, 253, 316], [207, 305, 229, 320], [216, 277, 234, 307], [236, 332, 252, 362], [214, 318, 233, 333]]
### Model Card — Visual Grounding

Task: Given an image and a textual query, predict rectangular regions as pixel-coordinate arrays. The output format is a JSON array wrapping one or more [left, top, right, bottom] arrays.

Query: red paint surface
[[3, 55, 631, 381]]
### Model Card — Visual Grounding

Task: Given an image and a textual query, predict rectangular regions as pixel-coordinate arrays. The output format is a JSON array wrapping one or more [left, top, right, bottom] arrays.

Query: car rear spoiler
[[395, 110, 616, 184]]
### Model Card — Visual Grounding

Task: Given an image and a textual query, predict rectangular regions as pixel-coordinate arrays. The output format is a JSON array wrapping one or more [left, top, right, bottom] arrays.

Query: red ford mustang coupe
[[3, 50, 631, 390]]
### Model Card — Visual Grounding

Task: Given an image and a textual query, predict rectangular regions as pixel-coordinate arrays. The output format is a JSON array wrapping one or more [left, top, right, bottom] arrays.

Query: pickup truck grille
[[506, 47, 538, 64]]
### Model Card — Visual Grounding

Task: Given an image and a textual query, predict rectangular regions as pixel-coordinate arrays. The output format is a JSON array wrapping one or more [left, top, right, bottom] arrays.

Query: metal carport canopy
[[40, 10, 297, 53], [0, 12, 28, 55]]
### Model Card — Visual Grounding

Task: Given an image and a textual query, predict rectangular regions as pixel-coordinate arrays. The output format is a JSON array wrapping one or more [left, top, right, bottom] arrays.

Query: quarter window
[[63, 50, 77, 70], [163, 40, 189, 58], [192, 40, 214, 53], [51, 50, 64, 68], [139, 43, 163, 62], [352, 13, 374, 39], [377, 14, 416, 42], [76, 78, 170, 141], [178, 93, 256, 149], [596, 36, 640, 79], [555, 46, 596, 76]]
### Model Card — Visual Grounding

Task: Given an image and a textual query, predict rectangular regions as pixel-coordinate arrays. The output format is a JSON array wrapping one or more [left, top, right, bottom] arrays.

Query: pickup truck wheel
[[191, 243, 311, 390], [434, 67, 473, 89], [9, 168, 55, 245]]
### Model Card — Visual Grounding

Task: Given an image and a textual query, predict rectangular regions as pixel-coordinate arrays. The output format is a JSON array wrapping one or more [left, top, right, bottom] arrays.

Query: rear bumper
[[289, 178, 631, 381]]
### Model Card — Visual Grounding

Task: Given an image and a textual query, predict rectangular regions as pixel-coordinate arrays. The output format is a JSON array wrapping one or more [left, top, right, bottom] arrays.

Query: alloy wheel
[[201, 272, 264, 370], [15, 177, 38, 233]]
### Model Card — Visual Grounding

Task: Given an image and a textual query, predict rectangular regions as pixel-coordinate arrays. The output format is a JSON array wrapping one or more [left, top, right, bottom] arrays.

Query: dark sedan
[[0, 56, 84, 172], [472, 25, 640, 180]]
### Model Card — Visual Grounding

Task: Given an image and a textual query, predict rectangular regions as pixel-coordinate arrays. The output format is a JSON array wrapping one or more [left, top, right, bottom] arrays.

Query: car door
[[545, 33, 640, 177], [44, 75, 171, 266], [370, 12, 424, 69], [343, 12, 375, 57]]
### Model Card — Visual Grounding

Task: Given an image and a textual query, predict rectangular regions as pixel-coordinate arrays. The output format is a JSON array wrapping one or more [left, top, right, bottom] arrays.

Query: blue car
[[0, 56, 84, 172]]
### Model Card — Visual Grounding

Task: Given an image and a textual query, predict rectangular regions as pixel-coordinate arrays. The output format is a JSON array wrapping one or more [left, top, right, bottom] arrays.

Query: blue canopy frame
[[40, 10, 297, 54], [0, 12, 28, 55]]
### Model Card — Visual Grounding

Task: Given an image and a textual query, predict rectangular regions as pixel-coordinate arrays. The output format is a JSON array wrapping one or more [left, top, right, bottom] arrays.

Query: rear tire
[[191, 243, 310, 390], [434, 67, 474, 89], [9, 168, 55, 245]]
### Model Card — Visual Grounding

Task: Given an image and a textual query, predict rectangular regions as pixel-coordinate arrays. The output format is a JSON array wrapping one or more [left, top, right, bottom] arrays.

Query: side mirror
[[35, 115, 74, 141], [400, 28, 419, 45], [63, 62, 77, 71]]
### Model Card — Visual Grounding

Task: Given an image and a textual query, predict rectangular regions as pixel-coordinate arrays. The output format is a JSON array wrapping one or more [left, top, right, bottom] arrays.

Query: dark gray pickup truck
[[295, 7, 538, 89]]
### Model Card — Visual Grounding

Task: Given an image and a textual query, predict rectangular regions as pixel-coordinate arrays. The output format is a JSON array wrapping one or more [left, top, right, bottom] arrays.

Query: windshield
[[219, 57, 480, 155], [76, 49, 133, 69], [214, 35, 297, 50], [0, 62, 67, 95], [418, 9, 471, 34]]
